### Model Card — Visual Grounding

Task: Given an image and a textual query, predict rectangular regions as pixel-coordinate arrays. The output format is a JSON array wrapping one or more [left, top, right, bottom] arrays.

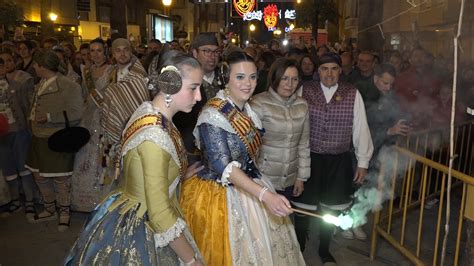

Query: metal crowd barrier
[[369, 120, 473, 265]]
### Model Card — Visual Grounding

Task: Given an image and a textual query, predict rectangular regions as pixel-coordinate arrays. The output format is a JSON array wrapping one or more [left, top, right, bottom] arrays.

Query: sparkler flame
[[322, 214, 354, 230]]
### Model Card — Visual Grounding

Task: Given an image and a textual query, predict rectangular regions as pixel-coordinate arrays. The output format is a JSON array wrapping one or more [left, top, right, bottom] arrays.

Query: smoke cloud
[[345, 145, 410, 228]]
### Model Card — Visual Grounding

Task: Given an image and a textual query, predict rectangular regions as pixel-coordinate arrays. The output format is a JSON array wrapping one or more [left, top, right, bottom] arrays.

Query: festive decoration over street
[[233, 0, 256, 17], [263, 4, 279, 31]]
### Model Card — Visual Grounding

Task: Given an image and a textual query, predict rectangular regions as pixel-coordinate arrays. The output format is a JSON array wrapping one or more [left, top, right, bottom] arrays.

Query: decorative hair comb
[[161, 65, 180, 75]]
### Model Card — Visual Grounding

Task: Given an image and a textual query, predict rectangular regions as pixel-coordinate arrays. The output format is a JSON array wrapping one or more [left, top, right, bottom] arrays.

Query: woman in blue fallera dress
[[180, 51, 305, 265]]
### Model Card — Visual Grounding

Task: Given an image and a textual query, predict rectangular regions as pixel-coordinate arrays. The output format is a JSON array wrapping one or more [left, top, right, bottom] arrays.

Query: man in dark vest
[[297, 52, 374, 265]]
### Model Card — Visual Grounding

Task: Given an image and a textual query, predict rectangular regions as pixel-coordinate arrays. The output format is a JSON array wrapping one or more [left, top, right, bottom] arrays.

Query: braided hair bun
[[157, 65, 182, 95]]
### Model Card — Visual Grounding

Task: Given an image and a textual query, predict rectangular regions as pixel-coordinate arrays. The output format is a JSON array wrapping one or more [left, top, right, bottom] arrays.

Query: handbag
[[48, 111, 91, 153]]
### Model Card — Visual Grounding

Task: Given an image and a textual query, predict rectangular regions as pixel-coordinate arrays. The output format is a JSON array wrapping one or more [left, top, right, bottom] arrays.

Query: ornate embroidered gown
[[66, 102, 201, 265], [180, 91, 305, 266], [71, 65, 113, 212]]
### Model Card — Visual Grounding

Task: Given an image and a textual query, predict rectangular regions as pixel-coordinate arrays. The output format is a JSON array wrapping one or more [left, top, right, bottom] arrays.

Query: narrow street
[[0, 206, 414, 266]]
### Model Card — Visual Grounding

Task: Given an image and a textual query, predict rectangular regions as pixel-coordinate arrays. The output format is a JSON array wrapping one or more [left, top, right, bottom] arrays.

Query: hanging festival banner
[[233, 0, 256, 17], [263, 4, 279, 31]]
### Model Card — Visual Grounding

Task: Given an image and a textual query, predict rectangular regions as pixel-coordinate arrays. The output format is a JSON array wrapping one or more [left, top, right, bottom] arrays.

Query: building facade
[[342, 0, 474, 61]]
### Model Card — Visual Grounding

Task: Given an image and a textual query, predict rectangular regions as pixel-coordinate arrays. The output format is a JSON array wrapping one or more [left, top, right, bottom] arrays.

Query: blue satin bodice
[[197, 123, 260, 183]]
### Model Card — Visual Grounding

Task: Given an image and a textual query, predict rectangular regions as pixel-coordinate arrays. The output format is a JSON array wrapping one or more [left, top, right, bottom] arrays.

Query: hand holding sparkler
[[260, 187, 292, 217], [291, 208, 354, 230]]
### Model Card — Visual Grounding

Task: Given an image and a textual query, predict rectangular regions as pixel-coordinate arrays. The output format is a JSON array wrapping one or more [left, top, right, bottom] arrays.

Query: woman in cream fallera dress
[[71, 39, 113, 212]]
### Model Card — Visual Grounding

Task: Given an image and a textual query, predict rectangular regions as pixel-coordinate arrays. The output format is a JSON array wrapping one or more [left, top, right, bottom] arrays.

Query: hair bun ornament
[[218, 61, 230, 85], [160, 65, 179, 74], [157, 65, 182, 95]]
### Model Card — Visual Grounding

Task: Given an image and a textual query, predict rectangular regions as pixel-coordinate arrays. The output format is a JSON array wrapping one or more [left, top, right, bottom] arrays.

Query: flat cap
[[191, 33, 218, 50], [319, 52, 342, 67], [112, 38, 131, 50]]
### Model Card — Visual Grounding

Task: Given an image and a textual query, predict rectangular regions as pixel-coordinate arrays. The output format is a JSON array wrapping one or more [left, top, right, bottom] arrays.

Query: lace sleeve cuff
[[153, 217, 186, 248], [219, 161, 241, 187]]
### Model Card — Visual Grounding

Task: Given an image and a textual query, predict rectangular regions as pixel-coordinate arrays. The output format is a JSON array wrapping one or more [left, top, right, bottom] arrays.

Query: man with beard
[[101, 38, 149, 181], [174, 33, 224, 161]]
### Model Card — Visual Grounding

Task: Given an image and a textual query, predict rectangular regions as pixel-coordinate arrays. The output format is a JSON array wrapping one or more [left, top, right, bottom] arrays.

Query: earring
[[224, 86, 230, 98], [165, 94, 172, 108]]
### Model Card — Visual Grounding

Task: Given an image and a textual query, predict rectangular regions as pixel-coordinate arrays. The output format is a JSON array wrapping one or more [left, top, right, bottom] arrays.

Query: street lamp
[[248, 24, 256, 46], [49, 13, 58, 22], [162, 0, 172, 6]]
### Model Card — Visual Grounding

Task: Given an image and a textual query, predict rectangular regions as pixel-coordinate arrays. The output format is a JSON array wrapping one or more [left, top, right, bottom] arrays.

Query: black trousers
[[294, 151, 354, 254], [297, 152, 355, 207]]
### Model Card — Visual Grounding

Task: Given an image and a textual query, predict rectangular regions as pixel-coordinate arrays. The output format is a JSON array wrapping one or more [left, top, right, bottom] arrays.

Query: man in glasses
[[190, 32, 223, 100], [174, 33, 224, 162]]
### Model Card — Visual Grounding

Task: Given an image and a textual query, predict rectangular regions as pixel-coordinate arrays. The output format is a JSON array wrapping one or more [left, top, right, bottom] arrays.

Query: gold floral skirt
[[180, 176, 232, 266], [180, 175, 306, 266]]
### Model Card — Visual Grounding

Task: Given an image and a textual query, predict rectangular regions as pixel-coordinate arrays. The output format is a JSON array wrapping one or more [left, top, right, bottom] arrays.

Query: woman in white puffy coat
[[250, 58, 311, 250], [250, 57, 310, 203]]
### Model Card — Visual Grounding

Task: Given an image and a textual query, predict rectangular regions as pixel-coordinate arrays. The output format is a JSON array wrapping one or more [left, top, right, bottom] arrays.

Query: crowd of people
[[0, 32, 472, 265]]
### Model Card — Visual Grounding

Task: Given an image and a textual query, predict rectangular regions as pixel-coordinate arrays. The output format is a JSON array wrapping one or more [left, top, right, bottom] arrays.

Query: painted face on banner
[[233, 0, 256, 17], [264, 4, 278, 30]]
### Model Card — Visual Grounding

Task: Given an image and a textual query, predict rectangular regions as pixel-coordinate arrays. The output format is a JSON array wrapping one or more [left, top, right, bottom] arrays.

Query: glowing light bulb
[[282, 39, 288, 46], [162, 0, 172, 6], [231, 38, 236, 43], [49, 13, 58, 22], [249, 24, 256, 32]]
